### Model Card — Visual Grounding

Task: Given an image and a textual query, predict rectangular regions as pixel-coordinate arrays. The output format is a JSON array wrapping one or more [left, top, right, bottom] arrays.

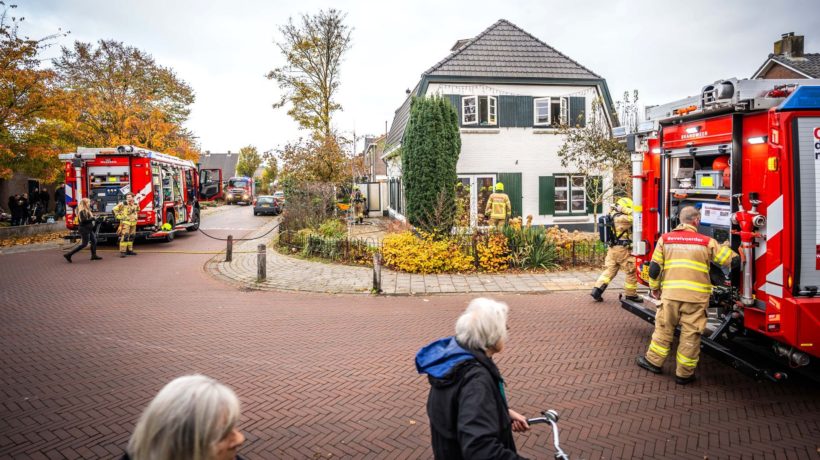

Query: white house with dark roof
[[383, 19, 616, 230]]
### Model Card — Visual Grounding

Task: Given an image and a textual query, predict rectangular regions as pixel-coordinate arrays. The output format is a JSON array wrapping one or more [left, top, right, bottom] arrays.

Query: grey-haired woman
[[416, 298, 530, 459], [123, 375, 246, 460]]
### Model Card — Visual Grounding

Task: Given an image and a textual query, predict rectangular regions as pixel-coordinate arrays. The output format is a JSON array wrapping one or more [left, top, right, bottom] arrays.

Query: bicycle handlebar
[[526, 410, 569, 460]]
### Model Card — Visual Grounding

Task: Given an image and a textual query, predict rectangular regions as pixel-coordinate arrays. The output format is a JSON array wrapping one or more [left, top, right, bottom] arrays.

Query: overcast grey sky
[[25, 0, 820, 155]]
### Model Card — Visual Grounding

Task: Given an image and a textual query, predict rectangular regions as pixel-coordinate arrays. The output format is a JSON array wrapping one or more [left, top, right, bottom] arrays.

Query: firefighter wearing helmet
[[352, 186, 366, 225], [113, 192, 139, 257], [591, 197, 641, 303], [636, 206, 738, 384], [484, 182, 511, 229]]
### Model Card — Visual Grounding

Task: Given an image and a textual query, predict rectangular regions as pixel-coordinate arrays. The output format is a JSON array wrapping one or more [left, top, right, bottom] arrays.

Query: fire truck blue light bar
[[780, 85, 820, 111]]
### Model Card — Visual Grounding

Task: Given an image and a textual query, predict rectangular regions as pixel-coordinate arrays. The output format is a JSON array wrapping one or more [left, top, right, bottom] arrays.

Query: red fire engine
[[60, 145, 222, 242], [621, 78, 820, 381]]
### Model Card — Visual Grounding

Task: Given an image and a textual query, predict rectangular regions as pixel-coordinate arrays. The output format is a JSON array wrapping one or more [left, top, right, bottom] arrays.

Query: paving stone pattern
[[208, 219, 622, 295], [1, 207, 818, 459]]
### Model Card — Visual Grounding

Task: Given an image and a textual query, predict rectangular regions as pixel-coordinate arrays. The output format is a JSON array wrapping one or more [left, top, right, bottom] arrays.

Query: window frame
[[554, 174, 587, 215], [462, 96, 478, 125], [462, 95, 498, 126], [533, 97, 551, 126], [534, 97, 569, 127]]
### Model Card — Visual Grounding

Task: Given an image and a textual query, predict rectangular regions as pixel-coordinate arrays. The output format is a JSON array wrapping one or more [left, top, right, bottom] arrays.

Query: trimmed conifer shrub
[[401, 96, 461, 234]]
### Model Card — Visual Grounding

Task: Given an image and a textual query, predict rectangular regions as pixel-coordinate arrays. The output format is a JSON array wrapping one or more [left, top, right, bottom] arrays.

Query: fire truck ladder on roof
[[645, 78, 820, 123]]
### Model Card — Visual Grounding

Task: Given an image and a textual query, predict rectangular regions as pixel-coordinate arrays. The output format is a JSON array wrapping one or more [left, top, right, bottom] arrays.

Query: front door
[[457, 175, 496, 227]]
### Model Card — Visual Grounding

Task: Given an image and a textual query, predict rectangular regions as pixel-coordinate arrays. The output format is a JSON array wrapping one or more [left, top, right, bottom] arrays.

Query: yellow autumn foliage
[[381, 231, 474, 274], [476, 233, 511, 272]]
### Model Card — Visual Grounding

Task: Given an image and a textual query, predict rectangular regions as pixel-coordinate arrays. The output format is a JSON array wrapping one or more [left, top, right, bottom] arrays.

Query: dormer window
[[462, 96, 497, 126]]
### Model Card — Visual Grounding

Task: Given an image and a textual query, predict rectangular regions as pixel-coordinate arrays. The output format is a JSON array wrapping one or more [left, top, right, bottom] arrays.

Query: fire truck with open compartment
[[60, 145, 222, 242], [620, 78, 820, 381]]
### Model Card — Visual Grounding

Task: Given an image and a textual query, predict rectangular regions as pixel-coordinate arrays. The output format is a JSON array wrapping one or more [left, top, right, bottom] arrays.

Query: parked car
[[272, 191, 285, 206], [253, 195, 281, 216]]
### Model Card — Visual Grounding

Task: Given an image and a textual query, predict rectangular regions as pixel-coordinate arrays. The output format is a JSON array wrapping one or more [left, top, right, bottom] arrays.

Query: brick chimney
[[774, 32, 804, 58]]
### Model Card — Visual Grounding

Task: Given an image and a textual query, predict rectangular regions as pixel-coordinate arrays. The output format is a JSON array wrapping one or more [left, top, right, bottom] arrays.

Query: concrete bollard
[[372, 252, 382, 294], [257, 244, 266, 282], [226, 235, 233, 262]]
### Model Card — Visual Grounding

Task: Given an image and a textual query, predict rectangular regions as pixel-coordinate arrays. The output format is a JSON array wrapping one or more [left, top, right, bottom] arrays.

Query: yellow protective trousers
[[594, 245, 638, 296], [119, 222, 136, 253], [644, 299, 708, 378]]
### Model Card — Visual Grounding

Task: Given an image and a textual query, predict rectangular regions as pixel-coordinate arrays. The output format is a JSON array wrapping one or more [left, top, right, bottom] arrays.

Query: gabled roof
[[384, 85, 419, 154], [423, 19, 601, 80], [199, 152, 239, 177], [753, 53, 820, 79]]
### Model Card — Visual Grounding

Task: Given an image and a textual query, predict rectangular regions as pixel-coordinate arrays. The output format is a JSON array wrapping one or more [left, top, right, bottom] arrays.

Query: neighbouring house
[[358, 135, 388, 216], [198, 151, 240, 188], [382, 19, 616, 230], [753, 32, 819, 79]]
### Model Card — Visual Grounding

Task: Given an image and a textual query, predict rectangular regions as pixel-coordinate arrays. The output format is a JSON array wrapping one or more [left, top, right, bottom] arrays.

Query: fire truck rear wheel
[[164, 212, 175, 242]]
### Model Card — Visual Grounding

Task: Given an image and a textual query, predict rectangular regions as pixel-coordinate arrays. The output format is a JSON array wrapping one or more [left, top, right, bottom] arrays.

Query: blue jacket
[[416, 337, 526, 460]]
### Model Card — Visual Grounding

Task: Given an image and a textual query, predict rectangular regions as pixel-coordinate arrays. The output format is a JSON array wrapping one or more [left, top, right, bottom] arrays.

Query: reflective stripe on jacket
[[485, 193, 511, 220], [648, 223, 735, 303], [113, 203, 139, 224]]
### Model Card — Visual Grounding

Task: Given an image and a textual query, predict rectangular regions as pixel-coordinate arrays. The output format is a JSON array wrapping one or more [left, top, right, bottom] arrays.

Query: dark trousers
[[67, 229, 97, 257]]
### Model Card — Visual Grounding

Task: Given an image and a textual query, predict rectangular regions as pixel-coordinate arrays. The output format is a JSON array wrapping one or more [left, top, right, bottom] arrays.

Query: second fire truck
[[60, 145, 222, 242]]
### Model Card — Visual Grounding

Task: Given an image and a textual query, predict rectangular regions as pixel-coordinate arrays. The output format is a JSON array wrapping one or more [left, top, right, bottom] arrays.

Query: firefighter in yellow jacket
[[484, 182, 511, 229], [636, 206, 738, 384], [591, 197, 641, 303], [113, 192, 139, 258]]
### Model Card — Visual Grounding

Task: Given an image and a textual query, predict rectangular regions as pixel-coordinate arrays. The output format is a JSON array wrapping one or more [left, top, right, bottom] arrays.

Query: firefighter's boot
[[63, 253, 72, 263], [91, 254, 102, 261], [625, 294, 643, 303], [126, 250, 138, 256], [636, 356, 662, 374], [676, 374, 697, 385], [590, 285, 606, 302]]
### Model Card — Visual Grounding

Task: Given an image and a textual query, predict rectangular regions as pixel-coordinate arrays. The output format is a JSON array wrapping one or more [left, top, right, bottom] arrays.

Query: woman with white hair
[[122, 375, 246, 460], [415, 298, 530, 459]]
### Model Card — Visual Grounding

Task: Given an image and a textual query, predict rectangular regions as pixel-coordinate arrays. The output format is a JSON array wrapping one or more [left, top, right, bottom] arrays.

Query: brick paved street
[[1, 206, 819, 459]]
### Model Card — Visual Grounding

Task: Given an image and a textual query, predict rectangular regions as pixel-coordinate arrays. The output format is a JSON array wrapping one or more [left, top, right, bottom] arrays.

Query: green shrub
[[318, 219, 346, 238]]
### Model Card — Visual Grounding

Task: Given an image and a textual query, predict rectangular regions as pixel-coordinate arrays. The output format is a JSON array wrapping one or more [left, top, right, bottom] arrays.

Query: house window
[[534, 98, 550, 125], [555, 175, 586, 214], [462, 96, 497, 126], [533, 97, 568, 127]]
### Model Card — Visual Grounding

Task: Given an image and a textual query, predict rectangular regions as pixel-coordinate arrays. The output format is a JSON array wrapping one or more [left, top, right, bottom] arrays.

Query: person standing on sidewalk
[[63, 198, 102, 263], [484, 183, 511, 229], [113, 192, 139, 258], [8, 194, 19, 226], [352, 187, 366, 225], [416, 298, 530, 459], [636, 206, 738, 385], [54, 184, 66, 220], [591, 197, 641, 303]]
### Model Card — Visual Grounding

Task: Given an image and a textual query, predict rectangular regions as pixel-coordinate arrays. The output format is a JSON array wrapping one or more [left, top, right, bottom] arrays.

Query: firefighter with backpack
[[591, 197, 642, 303], [484, 182, 511, 229]]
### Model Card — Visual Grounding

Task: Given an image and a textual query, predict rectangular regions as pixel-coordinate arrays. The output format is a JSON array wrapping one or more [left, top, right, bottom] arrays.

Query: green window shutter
[[585, 175, 603, 215], [569, 97, 586, 127], [539, 176, 555, 215], [443, 94, 463, 126], [497, 172, 522, 217], [499, 96, 515, 127]]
